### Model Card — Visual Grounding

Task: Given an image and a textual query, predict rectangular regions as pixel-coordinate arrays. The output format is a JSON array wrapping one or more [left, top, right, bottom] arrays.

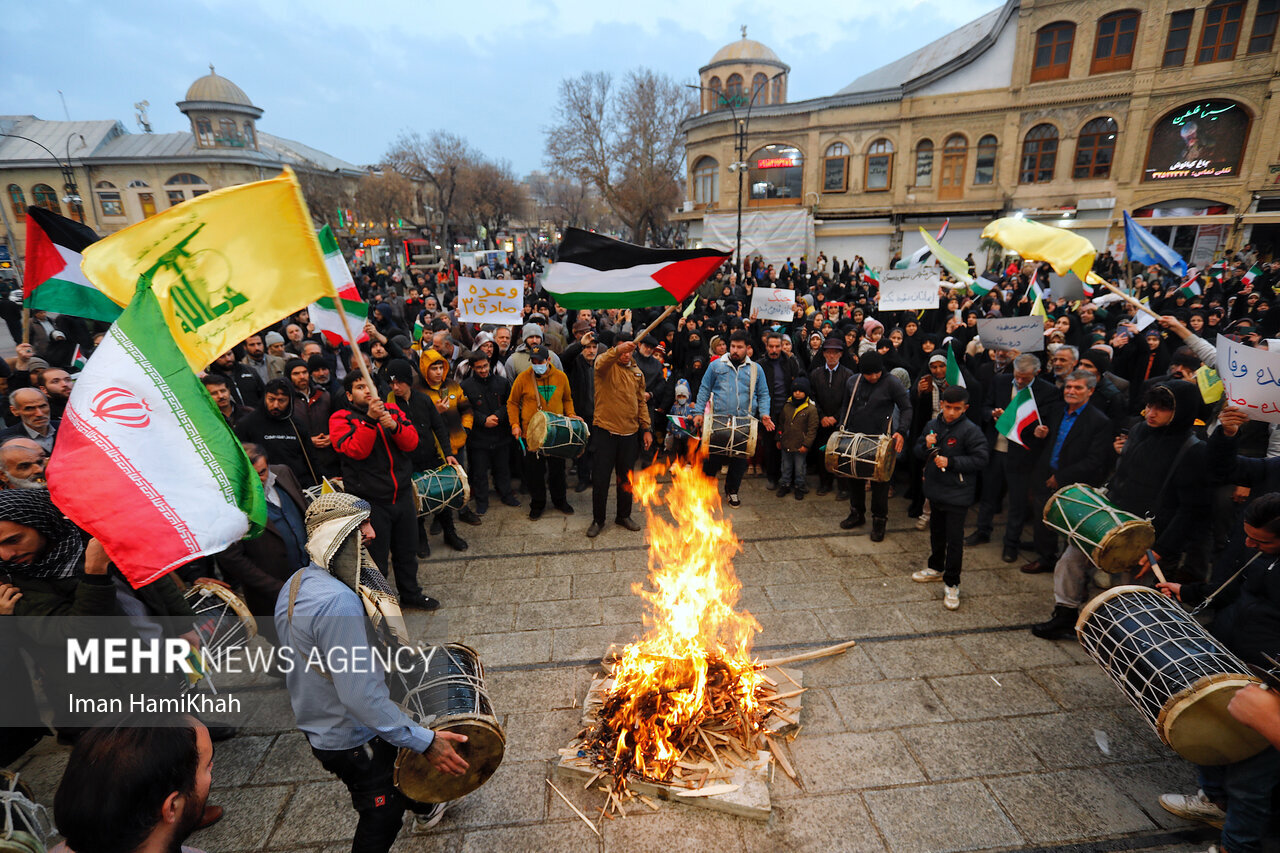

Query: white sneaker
[[915, 512, 931, 530], [944, 585, 960, 610], [1159, 790, 1226, 828], [911, 567, 943, 582], [726, 493, 741, 508], [413, 801, 448, 830]]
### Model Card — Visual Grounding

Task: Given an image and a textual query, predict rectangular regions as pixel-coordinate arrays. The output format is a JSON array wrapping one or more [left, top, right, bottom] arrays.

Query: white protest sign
[[976, 317, 1044, 352], [457, 276, 523, 325], [877, 269, 944, 311], [748, 287, 796, 322], [1218, 337, 1280, 423]]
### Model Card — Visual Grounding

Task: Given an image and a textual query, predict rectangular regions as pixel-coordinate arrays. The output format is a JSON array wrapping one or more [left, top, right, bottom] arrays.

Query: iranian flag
[[543, 228, 729, 309], [995, 386, 1040, 447], [22, 207, 122, 323], [861, 267, 880, 287], [1243, 264, 1263, 286], [310, 225, 368, 345], [47, 283, 266, 588]]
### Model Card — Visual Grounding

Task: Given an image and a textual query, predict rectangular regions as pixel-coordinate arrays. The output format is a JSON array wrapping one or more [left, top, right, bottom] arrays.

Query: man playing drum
[[693, 330, 772, 508], [508, 345, 577, 520], [835, 351, 911, 542], [276, 493, 469, 852], [587, 335, 651, 538]]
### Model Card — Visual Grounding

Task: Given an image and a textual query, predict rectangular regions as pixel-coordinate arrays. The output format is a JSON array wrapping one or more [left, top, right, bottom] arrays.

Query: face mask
[[532, 362, 549, 376]]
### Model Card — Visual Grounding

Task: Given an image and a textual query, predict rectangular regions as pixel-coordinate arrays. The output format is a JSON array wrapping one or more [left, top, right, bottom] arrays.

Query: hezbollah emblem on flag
[[145, 224, 249, 334]]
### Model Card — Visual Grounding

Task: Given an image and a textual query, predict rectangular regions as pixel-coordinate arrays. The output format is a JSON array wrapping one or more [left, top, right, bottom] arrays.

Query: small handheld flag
[[944, 345, 966, 389], [995, 386, 1040, 446], [1243, 264, 1262, 287], [310, 225, 369, 346], [1123, 211, 1188, 277]]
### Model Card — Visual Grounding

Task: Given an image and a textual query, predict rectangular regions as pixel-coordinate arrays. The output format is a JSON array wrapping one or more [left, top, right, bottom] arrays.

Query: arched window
[[1199, 0, 1244, 63], [1074, 117, 1118, 179], [748, 144, 803, 202], [1092, 10, 1140, 73], [772, 75, 784, 104], [31, 184, 59, 213], [95, 181, 123, 217], [865, 139, 894, 191], [708, 76, 722, 111], [975, 135, 998, 184], [1031, 21, 1075, 81], [940, 135, 968, 200], [218, 118, 238, 145], [823, 143, 850, 192], [725, 73, 744, 106], [7, 185, 25, 221], [913, 140, 934, 187], [752, 73, 769, 105], [1019, 125, 1059, 183], [243, 122, 256, 147], [166, 173, 206, 185], [693, 157, 719, 205], [127, 180, 149, 188], [196, 117, 213, 146]]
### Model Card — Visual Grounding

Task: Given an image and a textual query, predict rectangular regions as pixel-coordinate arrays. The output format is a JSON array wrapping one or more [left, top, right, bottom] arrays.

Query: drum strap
[[286, 572, 335, 682], [839, 376, 862, 430]]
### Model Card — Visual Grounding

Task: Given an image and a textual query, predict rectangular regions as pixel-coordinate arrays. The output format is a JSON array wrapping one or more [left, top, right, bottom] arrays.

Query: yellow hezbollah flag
[[981, 217, 1096, 281], [919, 227, 972, 286], [80, 168, 330, 370]]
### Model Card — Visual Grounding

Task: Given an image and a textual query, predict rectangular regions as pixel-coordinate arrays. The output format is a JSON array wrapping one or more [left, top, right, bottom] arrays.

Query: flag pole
[[634, 303, 680, 345], [329, 289, 377, 391], [1096, 278, 1161, 321]]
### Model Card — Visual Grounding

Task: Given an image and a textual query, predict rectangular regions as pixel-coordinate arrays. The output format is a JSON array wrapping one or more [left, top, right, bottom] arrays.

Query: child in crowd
[[911, 385, 989, 610], [665, 379, 697, 463], [777, 376, 818, 500]]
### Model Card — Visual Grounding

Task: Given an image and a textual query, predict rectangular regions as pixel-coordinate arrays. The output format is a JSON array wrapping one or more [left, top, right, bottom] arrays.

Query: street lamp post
[[0, 132, 86, 224], [686, 72, 783, 279]]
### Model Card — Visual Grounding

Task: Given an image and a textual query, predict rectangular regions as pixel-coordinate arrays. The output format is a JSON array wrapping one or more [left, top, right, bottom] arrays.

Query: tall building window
[[1073, 117, 1118, 178], [96, 181, 123, 217], [708, 76, 722, 111], [31, 184, 59, 213], [1198, 0, 1244, 63], [725, 74, 744, 107], [243, 121, 256, 147], [939, 135, 968, 200], [865, 139, 894, 191], [1092, 10, 1140, 73], [752, 73, 769, 105], [7, 184, 25, 221], [218, 118, 239, 145], [196, 117, 213, 146], [1019, 124, 1059, 183], [975, 135, 998, 184], [693, 157, 719, 204], [1249, 0, 1279, 52], [1163, 10, 1196, 66], [1031, 22, 1075, 82], [914, 139, 934, 187], [167, 190, 185, 207], [772, 75, 784, 104], [823, 143, 850, 192]]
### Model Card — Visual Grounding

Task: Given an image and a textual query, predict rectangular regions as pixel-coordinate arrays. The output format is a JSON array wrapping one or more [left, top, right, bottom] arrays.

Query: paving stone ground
[[11, 470, 1272, 853]]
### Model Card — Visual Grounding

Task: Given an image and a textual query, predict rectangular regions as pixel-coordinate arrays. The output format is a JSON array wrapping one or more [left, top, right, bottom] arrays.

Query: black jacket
[[808, 362, 855, 419], [392, 388, 452, 471], [563, 341, 596, 425], [840, 373, 912, 436], [461, 371, 513, 450], [235, 406, 318, 488], [1034, 401, 1114, 488], [755, 353, 797, 417], [981, 376, 1061, 464], [913, 414, 989, 506], [208, 361, 265, 410]]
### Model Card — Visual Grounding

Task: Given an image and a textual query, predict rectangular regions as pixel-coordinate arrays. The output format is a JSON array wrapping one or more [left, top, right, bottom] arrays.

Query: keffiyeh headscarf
[[0, 490, 84, 580]]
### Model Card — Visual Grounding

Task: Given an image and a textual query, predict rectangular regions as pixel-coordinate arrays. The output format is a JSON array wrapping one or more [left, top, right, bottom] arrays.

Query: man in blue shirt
[[693, 331, 773, 507], [276, 492, 468, 852]]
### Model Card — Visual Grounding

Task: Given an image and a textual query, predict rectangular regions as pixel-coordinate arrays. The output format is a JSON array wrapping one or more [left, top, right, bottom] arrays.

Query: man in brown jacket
[[588, 335, 652, 538]]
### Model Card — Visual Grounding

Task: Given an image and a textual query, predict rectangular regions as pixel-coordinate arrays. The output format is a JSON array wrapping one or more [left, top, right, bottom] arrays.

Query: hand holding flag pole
[[1093, 277, 1162, 321], [327, 279, 378, 393]]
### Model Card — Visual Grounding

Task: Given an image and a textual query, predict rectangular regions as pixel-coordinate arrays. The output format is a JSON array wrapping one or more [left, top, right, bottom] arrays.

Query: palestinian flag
[[543, 228, 729, 309], [895, 219, 950, 269], [1178, 269, 1202, 298], [969, 276, 996, 297], [1243, 264, 1263, 287], [995, 386, 1040, 447], [1207, 260, 1229, 283], [944, 344, 966, 389], [310, 225, 368, 345], [70, 344, 86, 371], [22, 207, 121, 322], [47, 282, 266, 588]]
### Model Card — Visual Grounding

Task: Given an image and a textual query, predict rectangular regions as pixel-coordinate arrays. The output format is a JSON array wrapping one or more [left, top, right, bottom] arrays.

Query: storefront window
[[748, 144, 803, 201]]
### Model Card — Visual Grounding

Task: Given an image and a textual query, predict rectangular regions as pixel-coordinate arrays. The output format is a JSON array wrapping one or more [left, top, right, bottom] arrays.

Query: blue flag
[[1123, 211, 1188, 277]]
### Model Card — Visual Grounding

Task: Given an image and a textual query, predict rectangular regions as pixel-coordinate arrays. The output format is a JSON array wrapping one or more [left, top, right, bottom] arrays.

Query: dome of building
[[709, 37, 782, 65], [184, 66, 255, 107]]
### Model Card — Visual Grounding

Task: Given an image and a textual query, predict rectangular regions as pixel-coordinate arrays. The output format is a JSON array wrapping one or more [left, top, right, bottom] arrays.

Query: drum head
[[188, 582, 258, 640], [395, 717, 506, 803], [526, 411, 549, 453], [1094, 520, 1156, 573], [1157, 674, 1271, 765]]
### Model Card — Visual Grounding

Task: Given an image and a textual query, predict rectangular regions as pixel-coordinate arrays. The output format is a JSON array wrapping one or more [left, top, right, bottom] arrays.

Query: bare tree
[[458, 158, 527, 249], [385, 130, 473, 260], [544, 68, 693, 245], [355, 170, 415, 250], [296, 168, 353, 230]]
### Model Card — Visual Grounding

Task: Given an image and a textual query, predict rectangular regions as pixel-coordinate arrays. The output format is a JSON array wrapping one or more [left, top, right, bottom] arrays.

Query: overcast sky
[[5, 0, 998, 176]]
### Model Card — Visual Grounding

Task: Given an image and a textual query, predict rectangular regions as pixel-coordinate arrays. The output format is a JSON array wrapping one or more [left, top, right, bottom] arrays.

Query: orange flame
[[602, 456, 763, 780]]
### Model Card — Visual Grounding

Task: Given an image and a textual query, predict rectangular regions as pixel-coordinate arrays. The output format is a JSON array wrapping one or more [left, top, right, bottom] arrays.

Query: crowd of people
[[1, 240, 1280, 852]]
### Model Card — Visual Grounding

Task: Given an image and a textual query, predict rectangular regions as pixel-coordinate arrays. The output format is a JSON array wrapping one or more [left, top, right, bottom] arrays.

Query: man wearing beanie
[[808, 336, 855, 497], [837, 350, 912, 542], [506, 322, 564, 378], [308, 354, 342, 399]]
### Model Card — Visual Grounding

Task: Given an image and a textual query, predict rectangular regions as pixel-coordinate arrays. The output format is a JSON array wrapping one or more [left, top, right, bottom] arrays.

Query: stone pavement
[[10, 470, 1260, 853]]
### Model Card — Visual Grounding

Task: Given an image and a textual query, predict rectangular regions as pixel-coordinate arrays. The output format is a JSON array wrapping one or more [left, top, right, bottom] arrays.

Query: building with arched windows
[[681, 0, 1280, 269], [0, 66, 366, 269]]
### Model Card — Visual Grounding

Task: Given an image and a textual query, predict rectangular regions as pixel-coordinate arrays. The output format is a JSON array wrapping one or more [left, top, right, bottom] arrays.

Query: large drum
[[1077, 585, 1270, 765], [824, 431, 895, 482], [1044, 484, 1154, 573], [526, 411, 590, 459], [413, 464, 470, 516], [182, 581, 258, 691], [701, 415, 758, 459], [0, 770, 54, 853], [392, 644, 505, 803]]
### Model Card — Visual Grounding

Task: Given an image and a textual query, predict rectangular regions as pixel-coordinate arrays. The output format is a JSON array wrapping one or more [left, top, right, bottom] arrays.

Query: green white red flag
[[543, 228, 729, 309], [70, 345, 86, 371], [310, 225, 368, 345], [22, 207, 122, 323], [1243, 264, 1262, 286], [995, 385, 1040, 447], [47, 282, 266, 588]]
